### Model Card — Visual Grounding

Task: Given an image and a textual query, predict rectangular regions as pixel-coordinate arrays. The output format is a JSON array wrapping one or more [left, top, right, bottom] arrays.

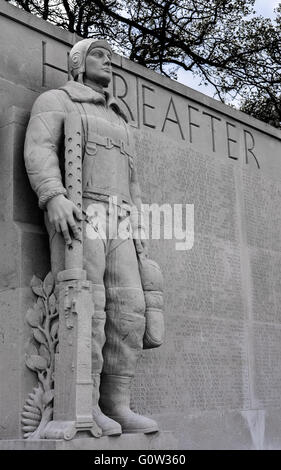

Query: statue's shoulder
[[31, 88, 69, 115]]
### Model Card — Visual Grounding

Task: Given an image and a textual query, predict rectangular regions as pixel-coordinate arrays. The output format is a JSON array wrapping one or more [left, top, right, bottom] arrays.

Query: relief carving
[[22, 272, 58, 439]]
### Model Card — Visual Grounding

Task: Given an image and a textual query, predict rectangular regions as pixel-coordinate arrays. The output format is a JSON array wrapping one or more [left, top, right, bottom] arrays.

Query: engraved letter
[[142, 85, 156, 128], [226, 122, 238, 160], [244, 130, 260, 169], [203, 112, 221, 152], [188, 105, 200, 143], [162, 97, 184, 140]]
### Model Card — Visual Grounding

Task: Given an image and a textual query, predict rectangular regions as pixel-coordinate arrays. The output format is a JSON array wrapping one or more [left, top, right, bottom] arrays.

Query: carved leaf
[[25, 339, 39, 357], [33, 328, 47, 346], [48, 293, 57, 315], [39, 344, 51, 367], [42, 390, 54, 406], [43, 272, 55, 297], [25, 386, 44, 413], [36, 297, 45, 313], [34, 301, 44, 320], [30, 275, 44, 298], [30, 275, 42, 288], [25, 354, 36, 371], [26, 308, 42, 328], [22, 408, 41, 419], [50, 320, 59, 340], [32, 286, 45, 298], [26, 354, 47, 371], [32, 386, 44, 405]]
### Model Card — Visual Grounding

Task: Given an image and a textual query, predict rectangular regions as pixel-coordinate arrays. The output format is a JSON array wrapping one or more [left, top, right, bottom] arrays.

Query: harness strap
[[86, 133, 133, 157], [59, 91, 134, 173]]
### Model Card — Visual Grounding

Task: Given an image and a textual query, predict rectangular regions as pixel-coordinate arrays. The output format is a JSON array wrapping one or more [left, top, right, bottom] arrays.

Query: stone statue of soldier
[[24, 39, 163, 436]]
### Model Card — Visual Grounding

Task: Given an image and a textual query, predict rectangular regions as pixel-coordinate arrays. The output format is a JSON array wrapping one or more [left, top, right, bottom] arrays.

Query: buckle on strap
[[88, 133, 131, 156], [106, 137, 114, 149], [105, 137, 127, 155]]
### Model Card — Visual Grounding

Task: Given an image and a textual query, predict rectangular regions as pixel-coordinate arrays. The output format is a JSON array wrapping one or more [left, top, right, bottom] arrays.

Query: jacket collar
[[60, 80, 119, 108], [59, 81, 126, 119]]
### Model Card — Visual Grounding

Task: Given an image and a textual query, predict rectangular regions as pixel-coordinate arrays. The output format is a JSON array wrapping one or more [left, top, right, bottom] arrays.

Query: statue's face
[[85, 47, 112, 87]]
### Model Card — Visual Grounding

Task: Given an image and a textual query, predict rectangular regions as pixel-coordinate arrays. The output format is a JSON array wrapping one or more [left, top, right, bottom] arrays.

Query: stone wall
[[1, 1, 281, 449]]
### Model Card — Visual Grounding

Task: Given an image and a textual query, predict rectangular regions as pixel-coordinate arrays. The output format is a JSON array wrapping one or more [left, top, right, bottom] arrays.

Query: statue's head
[[69, 39, 112, 87]]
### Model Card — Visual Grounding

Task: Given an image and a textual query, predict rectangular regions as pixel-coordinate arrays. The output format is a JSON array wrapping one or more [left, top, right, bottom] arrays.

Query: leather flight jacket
[[82, 115, 134, 208], [24, 81, 134, 210]]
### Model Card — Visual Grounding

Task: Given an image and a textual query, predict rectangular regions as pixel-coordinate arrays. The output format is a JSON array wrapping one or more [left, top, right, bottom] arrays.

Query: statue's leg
[[100, 237, 158, 434], [83, 208, 122, 436]]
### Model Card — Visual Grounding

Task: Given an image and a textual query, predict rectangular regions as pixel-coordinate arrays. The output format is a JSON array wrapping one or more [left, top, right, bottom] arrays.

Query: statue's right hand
[[46, 194, 82, 246]]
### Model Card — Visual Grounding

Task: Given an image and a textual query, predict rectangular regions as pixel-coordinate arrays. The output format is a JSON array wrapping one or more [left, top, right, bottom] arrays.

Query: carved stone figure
[[24, 39, 164, 438]]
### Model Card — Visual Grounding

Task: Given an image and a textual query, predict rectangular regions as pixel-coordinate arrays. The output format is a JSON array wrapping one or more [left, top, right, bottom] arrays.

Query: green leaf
[[26, 354, 47, 371], [33, 328, 47, 346], [26, 308, 42, 328], [43, 272, 55, 297]]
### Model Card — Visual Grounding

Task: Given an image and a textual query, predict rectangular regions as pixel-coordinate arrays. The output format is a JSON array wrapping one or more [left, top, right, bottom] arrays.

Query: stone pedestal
[[0, 432, 178, 450]]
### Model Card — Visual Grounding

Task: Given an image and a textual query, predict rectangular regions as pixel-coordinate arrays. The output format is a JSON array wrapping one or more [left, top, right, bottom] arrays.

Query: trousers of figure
[[45, 198, 145, 379]]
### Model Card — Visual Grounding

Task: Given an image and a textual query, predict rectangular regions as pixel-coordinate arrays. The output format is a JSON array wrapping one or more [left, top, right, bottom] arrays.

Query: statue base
[[0, 432, 178, 450]]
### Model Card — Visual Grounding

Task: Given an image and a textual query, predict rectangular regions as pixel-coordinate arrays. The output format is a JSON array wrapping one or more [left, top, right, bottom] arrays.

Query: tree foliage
[[6, 0, 281, 127]]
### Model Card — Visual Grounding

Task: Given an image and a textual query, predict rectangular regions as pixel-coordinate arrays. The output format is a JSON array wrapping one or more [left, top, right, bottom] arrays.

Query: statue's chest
[[81, 103, 129, 144], [79, 103, 133, 202]]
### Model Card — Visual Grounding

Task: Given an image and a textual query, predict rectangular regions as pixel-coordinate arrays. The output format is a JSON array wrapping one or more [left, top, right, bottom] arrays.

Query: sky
[[177, 0, 280, 97], [254, 0, 279, 18]]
